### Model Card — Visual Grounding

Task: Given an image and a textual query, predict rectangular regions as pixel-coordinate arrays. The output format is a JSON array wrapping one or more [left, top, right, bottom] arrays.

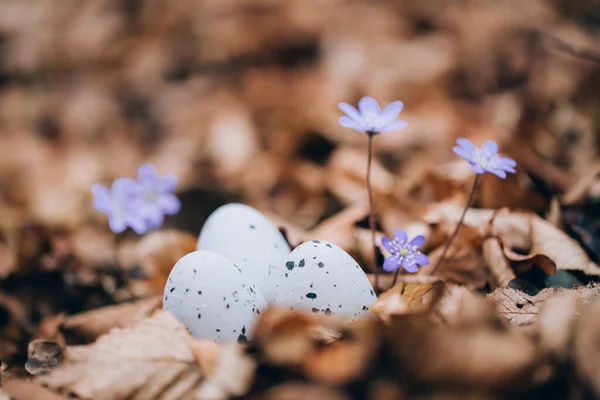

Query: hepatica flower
[[135, 163, 181, 229], [381, 229, 429, 273], [453, 138, 516, 179], [92, 178, 148, 234], [92, 163, 181, 235], [338, 96, 408, 135]]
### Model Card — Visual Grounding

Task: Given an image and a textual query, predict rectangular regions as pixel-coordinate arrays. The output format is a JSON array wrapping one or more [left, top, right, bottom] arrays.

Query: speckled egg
[[272, 240, 377, 321], [196, 203, 291, 303], [163, 250, 267, 342]]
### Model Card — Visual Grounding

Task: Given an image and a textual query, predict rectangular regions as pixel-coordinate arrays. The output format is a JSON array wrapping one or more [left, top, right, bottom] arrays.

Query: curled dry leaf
[[251, 306, 378, 386], [188, 338, 222, 377], [488, 284, 600, 326], [370, 281, 439, 324], [385, 295, 552, 391], [38, 311, 203, 400], [574, 296, 600, 397], [482, 238, 516, 288], [196, 343, 255, 400]]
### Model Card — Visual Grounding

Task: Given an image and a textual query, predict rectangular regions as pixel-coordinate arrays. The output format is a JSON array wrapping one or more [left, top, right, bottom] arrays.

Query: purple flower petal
[[489, 169, 507, 179], [456, 138, 476, 153], [409, 235, 425, 248], [358, 96, 380, 115], [137, 163, 158, 185], [381, 236, 394, 253], [380, 101, 404, 122], [338, 103, 362, 122], [383, 254, 400, 272], [158, 174, 179, 193], [91, 184, 112, 214], [339, 116, 367, 132], [394, 229, 408, 244], [127, 215, 151, 235], [480, 140, 499, 157], [498, 156, 517, 168], [158, 194, 181, 214], [403, 260, 419, 273], [141, 207, 164, 229], [380, 120, 408, 133], [108, 216, 127, 233], [112, 177, 140, 200], [414, 253, 430, 266], [470, 165, 486, 175], [453, 146, 476, 163]]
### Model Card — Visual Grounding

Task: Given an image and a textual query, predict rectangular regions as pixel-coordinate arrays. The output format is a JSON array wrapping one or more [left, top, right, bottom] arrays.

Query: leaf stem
[[366, 133, 380, 292], [430, 174, 480, 275]]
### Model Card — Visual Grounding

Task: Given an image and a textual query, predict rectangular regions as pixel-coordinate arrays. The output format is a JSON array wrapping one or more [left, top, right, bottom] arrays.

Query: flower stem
[[430, 174, 480, 275], [366, 133, 380, 292], [391, 268, 400, 287]]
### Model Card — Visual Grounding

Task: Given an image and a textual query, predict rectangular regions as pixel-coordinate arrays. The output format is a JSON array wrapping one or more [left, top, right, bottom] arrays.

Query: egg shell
[[196, 203, 291, 303], [272, 240, 377, 321], [163, 250, 267, 342]]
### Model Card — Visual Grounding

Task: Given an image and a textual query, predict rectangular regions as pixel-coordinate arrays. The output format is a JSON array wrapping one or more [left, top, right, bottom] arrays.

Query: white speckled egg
[[272, 240, 377, 321], [196, 203, 291, 303], [163, 250, 267, 342]]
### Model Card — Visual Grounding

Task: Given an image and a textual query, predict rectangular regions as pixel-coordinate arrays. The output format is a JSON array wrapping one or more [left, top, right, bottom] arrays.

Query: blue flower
[[381, 229, 429, 273], [338, 96, 408, 135], [453, 138, 516, 179], [92, 178, 149, 234], [134, 163, 181, 229]]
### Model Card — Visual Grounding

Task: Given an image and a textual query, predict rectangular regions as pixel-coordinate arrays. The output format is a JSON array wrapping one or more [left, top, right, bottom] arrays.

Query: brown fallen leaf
[[3, 379, 70, 400], [482, 237, 516, 288], [574, 296, 600, 397], [385, 295, 552, 391], [259, 383, 351, 400], [537, 293, 580, 360], [370, 281, 439, 324], [118, 230, 198, 297], [188, 338, 222, 377], [195, 343, 255, 400], [61, 295, 162, 343], [302, 318, 381, 386], [38, 311, 204, 400], [488, 284, 600, 326]]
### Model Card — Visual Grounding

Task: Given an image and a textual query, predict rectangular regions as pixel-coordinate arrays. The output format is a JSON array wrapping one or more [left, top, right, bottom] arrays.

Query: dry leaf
[[3, 379, 70, 400], [488, 284, 600, 326], [195, 343, 255, 400], [574, 296, 600, 397], [39, 311, 204, 400], [61, 295, 162, 342], [188, 339, 222, 377], [537, 293, 580, 360], [482, 238, 516, 288], [385, 295, 552, 390], [370, 281, 439, 324]]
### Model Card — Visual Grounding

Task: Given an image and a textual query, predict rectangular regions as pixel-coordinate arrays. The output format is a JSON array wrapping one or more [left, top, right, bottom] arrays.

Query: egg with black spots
[[163, 250, 267, 342], [272, 240, 376, 321], [197, 203, 291, 303]]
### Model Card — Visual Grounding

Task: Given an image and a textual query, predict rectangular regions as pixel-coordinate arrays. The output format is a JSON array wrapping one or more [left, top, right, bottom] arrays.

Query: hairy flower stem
[[366, 133, 380, 292], [430, 174, 480, 276]]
